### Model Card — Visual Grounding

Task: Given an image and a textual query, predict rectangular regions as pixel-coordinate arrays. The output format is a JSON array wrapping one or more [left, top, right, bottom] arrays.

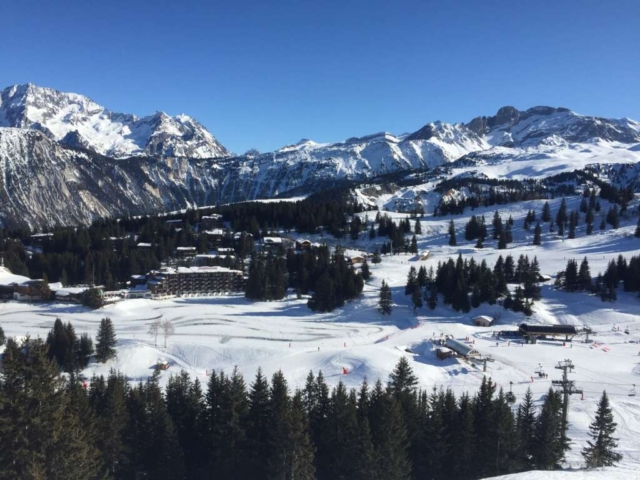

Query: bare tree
[[148, 319, 162, 347], [160, 319, 175, 348]]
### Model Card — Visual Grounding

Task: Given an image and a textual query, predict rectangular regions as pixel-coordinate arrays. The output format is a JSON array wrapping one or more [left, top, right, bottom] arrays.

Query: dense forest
[[0, 334, 621, 480], [0, 188, 370, 289]]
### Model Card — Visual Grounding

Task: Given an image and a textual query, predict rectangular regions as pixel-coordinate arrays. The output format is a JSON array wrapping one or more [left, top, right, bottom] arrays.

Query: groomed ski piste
[[2, 195, 640, 478]]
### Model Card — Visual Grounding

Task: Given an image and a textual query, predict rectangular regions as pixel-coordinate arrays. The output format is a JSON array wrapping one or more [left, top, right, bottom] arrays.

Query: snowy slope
[[0, 84, 228, 158], [2, 195, 640, 471]]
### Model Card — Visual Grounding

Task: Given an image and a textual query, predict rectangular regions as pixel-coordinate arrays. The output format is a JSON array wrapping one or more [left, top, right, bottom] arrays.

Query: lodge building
[[146, 266, 244, 298]]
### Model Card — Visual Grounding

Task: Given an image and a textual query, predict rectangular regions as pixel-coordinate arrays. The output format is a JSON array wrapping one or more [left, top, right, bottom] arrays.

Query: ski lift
[[625, 328, 630, 335], [534, 364, 546, 378], [506, 381, 516, 403], [629, 384, 636, 397]]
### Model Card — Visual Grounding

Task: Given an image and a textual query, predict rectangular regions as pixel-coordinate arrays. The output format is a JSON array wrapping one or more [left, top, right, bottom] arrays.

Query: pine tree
[[542, 201, 551, 222], [379, 280, 393, 315], [82, 287, 105, 309], [411, 287, 423, 313], [582, 391, 622, 468], [556, 198, 568, 226], [600, 218, 606, 231], [0, 324, 4, 346], [414, 219, 422, 235], [516, 388, 537, 470], [409, 234, 418, 254], [245, 368, 271, 480], [448, 220, 457, 247], [493, 211, 503, 239], [578, 257, 592, 291], [533, 388, 567, 470], [0, 338, 103, 479], [533, 222, 542, 246], [635, 217, 640, 238], [361, 259, 371, 280], [95, 317, 117, 362], [372, 248, 382, 264]]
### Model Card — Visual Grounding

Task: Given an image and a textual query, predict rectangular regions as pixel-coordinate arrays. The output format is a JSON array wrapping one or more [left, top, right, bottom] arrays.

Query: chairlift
[[630, 384, 636, 397], [625, 328, 630, 335], [534, 364, 545, 378]]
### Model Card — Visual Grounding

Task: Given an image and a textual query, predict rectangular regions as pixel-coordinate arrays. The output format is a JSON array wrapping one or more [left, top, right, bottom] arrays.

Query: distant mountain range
[[0, 83, 639, 228]]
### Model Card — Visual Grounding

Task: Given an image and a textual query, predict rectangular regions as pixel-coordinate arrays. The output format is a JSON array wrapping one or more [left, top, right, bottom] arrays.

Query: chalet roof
[[445, 339, 480, 357]]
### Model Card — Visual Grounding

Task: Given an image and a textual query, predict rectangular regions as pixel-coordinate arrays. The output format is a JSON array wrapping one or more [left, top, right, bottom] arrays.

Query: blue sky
[[2, 0, 639, 153]]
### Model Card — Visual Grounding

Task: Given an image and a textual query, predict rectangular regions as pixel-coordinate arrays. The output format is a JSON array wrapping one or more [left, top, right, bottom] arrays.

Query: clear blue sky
[[2, 0, 639, 153]]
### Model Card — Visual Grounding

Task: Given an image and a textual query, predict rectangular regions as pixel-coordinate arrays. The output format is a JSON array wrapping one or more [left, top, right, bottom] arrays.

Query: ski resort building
[[444, 339, 481, 359], [145, 266, 244, 298], [518, 323, 578, 342]]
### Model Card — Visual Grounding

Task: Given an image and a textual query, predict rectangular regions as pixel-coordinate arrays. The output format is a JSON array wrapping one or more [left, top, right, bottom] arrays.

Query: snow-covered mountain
[[1, 83, 639, 228], [0, 84, 228, 158]]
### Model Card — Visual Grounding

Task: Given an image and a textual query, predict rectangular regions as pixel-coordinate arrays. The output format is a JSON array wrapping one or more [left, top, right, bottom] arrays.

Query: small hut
[[473, 315, 494, 327]]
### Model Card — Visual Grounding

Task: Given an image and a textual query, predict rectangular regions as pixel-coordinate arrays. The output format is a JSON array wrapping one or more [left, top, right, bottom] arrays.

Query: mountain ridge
[[1, 83, 639, 229]]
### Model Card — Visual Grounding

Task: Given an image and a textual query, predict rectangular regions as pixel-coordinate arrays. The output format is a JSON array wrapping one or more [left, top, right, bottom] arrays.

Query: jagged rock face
[[0, 84, 229, 159], [0, 83, 639, 229], [466, 105, 640, 146]]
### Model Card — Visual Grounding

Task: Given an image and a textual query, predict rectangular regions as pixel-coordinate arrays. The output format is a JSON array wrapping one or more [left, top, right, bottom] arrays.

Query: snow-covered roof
[[176, 246, 196, 251], [263, 237, 283, 244], [0, 266, 30, 287], [202, 214, 223, 220], [205, 229, 225, 235], [55, 286, 88, 296], [137, 242, 152, 247], [30, 233, 53, 238], [153, 266, 243, 275]]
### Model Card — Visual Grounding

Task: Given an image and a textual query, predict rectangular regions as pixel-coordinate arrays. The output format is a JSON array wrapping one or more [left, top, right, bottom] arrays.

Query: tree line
[[245, 246, 365, 312], [556, 254, 640, 302], [0, 339, 622, 480], [403, 254, 541, 316]]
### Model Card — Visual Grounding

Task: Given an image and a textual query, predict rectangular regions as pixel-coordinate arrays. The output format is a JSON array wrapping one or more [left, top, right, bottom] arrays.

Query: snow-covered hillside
[[1, 195, 640, 473], [0, 84, 228, 158]]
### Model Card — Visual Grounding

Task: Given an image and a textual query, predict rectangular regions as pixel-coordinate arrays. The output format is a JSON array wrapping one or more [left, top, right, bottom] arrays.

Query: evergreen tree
[[533, 222, 542, 246], [82, 287, 104, 309], [578, 257, 592, 291], [411, 287, 423, 312], [414, 219, 422, 235], [635, 217, 640, 238], [556, 198, 568, 227], [409, 234, 418, 254], [0, 324, 4, 346], [405, 267, 418, 295], [308, 272, 337, 313], [600, 218, 606, 231], [379, 280, 393, 315], [533, 389, 567, 470], [448, 220, 457, 247], [582, 392, 622, 468], [606, 205, 620, 229], [361, 258, 371, 281], [516, 388, 537, 470], [0, 337, 103, 479], [542, 201, 551, 222], [372, 248, 382, 264], [493, 211, 503, 239], [245, 368, 272, 480], [76, 333, 94, 368], [95, 317, 117, 362]]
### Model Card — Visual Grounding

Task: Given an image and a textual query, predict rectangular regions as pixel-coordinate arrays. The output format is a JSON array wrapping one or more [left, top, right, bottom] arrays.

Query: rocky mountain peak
[[0, 84, 228, 159]]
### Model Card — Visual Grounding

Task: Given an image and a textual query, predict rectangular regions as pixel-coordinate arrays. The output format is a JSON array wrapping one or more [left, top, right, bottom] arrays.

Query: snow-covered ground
[[1, 196, 640, 475]]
